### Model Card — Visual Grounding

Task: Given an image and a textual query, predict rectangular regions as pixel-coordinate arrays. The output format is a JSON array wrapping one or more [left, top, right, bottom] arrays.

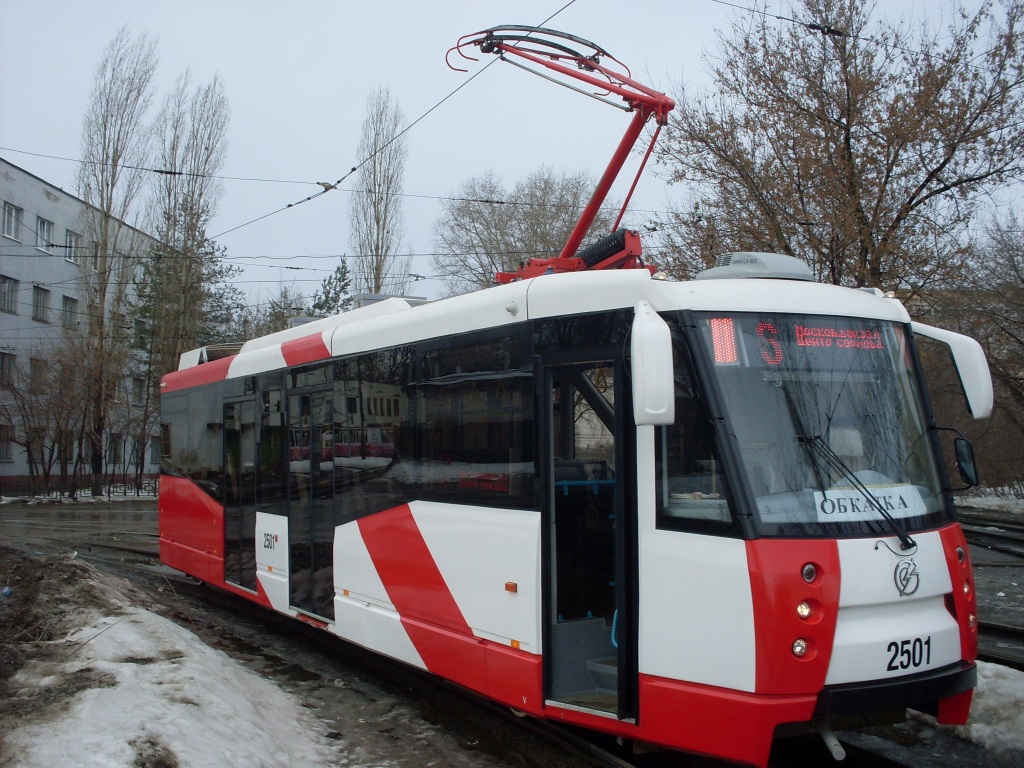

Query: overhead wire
[[210, 0, 580, 240], [708, 0, 1009, 71]]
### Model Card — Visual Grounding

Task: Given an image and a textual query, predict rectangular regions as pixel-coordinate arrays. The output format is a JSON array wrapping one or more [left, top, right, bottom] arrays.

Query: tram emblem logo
[[894, 559, 920, 597]]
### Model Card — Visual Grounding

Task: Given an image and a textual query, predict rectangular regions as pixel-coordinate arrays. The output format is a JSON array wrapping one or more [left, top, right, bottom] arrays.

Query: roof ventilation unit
[[695, 252, 814, 281]]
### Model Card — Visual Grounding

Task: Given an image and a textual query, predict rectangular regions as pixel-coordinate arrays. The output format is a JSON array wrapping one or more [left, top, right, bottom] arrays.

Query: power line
[[209, 0, 579, 240], [708, 0, 1003, 67], [0, 147, 319, 187]]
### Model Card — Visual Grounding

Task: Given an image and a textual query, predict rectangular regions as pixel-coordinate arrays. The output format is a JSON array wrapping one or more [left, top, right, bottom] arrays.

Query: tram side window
[[332, 347, 413, 521], [161, 383, 233, 500], [413, 335, 535, 508], [257, 380, 287, 511], [655, 329, 737, 534]]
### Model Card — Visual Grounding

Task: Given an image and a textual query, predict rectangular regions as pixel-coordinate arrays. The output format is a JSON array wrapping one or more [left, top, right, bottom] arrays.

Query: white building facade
[[0, 156, 161, 495]]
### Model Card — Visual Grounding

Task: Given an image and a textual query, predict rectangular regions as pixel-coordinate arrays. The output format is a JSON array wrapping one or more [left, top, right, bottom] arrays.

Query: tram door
[[288, 389, 336, 620], [223, 398, 258, 591], [544, 360, 637, 720]]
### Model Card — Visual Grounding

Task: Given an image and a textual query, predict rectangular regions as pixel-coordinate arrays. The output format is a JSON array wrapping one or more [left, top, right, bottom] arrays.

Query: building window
[[108, 433, 123, 465], [132, 377, 146, 405], [159, 423, 172, 460], [29, 358, 47, 389], [62, 295, 78, 328], [65, 230, 81, 263], [32, 285, 50, 323], [150, 433, 162, 464], [3, 202, 22, 240], [0, 352, 13, 386], [57, 429, 74, 464], [36, 217, 54, 252], [0, 275, 16, 314], [133, 318, 147, 349], [0, 423, 13, 461]]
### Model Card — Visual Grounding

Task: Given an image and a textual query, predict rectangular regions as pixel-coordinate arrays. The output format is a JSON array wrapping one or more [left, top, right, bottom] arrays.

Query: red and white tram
[[158, 28, 993, 766]]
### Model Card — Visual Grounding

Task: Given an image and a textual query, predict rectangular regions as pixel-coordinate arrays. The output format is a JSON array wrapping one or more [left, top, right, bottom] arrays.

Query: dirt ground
[[0, 547, 130, 757]]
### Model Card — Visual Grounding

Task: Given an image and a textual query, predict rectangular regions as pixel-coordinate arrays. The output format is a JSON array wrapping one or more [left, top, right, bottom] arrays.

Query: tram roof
[[162, 270, 910, 393]]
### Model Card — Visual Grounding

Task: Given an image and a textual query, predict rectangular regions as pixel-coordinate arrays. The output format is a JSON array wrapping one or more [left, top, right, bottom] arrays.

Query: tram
[[158, 28, 993, 767]]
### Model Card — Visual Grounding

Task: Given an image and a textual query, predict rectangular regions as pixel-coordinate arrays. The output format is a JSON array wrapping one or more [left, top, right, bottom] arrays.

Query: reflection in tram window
[[412, 336, 535, 508], [332, 336, 537, 516]]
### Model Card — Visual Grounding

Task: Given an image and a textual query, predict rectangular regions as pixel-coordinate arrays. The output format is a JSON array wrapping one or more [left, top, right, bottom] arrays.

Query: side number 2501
[[887, 637, 931, 671]]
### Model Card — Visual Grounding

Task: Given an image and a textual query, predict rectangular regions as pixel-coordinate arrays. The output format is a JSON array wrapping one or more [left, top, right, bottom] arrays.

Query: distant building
[[0, 156, 161, 495]]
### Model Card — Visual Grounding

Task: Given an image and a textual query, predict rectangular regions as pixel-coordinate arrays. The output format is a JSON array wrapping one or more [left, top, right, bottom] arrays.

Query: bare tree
[[431, 166, 617, 295], [143, 71, 230, 376], [0, 349, 86, 496], [349, 87, 410, 296], [656, 0, 1024, 294], [76, 27, 158, 496]]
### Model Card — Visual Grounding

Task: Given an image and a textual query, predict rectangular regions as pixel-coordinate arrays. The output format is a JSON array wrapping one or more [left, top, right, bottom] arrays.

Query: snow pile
[[954, 661, 1024, 752], [4, 604, 340, 767]]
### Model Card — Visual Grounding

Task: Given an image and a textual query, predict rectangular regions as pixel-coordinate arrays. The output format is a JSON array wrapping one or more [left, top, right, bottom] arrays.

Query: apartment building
[[0, 156, 161, 495]]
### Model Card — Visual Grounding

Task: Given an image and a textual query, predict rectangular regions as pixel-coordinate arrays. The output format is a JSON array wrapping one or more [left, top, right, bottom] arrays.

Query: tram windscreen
[[695, 313, 949, 535]]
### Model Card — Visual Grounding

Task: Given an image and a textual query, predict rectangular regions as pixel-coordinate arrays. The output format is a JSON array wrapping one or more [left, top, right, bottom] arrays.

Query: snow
[[958, 493, 1024, 515], [4, 600, 341, 767], [954, 662, 1024, 753]]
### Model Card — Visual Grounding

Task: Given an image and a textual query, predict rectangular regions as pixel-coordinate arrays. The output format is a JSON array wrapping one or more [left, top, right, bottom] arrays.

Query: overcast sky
[[1, 0, 961, 303]]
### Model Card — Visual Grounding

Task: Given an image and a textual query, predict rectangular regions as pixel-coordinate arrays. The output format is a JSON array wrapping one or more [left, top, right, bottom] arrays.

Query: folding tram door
[[288, 387, 336, 620], [542, 355, 638, 720], [223, 397, 257, 592]]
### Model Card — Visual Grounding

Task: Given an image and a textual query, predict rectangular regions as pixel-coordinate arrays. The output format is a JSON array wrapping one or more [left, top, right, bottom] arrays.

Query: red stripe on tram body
[[358, 505, 487, 690], [281, 333, 331, 367]]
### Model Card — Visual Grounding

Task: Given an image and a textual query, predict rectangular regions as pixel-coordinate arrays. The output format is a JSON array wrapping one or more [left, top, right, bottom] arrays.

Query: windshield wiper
[[798, 434, 917, 551]]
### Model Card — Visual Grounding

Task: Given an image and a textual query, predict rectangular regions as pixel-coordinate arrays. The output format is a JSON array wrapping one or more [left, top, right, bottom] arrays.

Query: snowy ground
[[1, 556, 342, 768]]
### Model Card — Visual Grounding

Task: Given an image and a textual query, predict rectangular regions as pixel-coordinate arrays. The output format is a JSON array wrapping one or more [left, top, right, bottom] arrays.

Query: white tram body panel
[[332, 519, 426, 669], [411, 501, 543, 652], [826, 532, 960, 685], [640, 530, 757, 691]]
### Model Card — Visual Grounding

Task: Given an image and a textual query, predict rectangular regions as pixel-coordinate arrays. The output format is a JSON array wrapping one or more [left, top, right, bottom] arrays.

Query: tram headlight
[[797, 601, 812, 620], [801, 563, 817, 583], [963, 579, 971, 596], [792, 638, 809, 657]]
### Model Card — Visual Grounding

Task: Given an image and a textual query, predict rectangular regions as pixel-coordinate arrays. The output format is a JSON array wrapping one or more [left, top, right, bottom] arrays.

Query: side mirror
[[631, 301, 675, 426], [911, 322, 993, 420], [954, 437, 979, 488]]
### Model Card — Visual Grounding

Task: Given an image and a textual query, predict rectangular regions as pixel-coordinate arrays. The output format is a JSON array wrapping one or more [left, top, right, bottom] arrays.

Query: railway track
[[977, 621, 1024, 672], [958, 506, 1024, 560]]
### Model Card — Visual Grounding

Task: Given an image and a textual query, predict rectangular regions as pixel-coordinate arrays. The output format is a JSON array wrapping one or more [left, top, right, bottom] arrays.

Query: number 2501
[[887, 637, 931, 671]]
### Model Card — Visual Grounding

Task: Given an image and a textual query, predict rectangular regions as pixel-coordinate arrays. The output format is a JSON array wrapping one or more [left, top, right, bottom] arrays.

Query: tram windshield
[[693, 312, 950, 536]]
